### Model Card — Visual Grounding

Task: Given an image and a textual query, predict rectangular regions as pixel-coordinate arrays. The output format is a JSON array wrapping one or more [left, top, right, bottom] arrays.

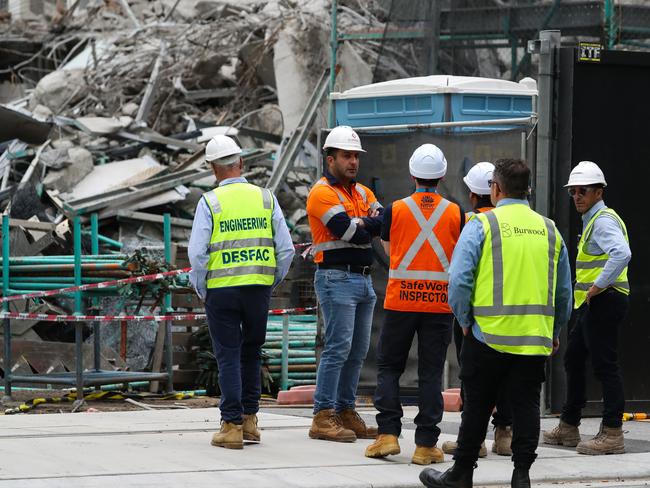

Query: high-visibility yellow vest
[[574, 208, 629, 308], [203, 182, 276, 288], [472, 203, 561, 356]]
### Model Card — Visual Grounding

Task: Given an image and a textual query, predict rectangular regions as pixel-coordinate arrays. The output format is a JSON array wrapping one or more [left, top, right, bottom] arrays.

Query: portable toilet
[[330, 75, 537, 131], [323, 75, 538, 396]]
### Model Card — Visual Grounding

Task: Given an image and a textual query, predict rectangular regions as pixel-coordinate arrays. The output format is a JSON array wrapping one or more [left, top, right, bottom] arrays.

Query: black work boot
[[511, 467, 531, 488], [419, 462, 474, 488]]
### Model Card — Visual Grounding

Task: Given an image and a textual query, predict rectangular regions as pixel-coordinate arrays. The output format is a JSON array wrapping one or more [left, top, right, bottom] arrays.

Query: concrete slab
[[0, 408, 648, 488]]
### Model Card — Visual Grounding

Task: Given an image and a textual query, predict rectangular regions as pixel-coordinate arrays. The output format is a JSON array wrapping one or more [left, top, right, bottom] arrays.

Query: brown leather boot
[[441, 440, 487, 458], [412, 445, 444, 465], [309, 409, 357, 442], [492, 426, 512, 456], [576, 424, 625, 455], [365, 434, 400, 458], [338, 408, 378, 439], [243, 413, 260, 442], [211, 422, 243, 449], [543, 420, 581, 447]]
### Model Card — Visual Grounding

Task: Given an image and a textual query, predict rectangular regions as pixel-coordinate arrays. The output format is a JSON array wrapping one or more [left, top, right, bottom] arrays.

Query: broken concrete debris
[[0, 0, 401, 390]]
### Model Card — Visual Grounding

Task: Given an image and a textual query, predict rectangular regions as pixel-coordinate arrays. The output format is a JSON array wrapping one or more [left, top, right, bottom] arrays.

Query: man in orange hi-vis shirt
[[306, 126, 383, 443], [365, 144, 464, 465]]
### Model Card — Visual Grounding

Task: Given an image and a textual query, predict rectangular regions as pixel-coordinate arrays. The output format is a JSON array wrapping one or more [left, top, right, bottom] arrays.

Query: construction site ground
[[1, 403, 649, 488]]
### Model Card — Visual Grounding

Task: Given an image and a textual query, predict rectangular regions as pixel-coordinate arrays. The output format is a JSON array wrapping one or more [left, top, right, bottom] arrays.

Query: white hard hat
[[205, 134, 242, 165], [323, 126, 366, 152], [564, 161, 607, 187], [409, 144, 447, 179], [463, 162, 495, 195]]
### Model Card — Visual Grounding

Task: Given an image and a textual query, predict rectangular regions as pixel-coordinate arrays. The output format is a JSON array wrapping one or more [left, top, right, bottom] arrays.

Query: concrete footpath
[[0, 406, 649, 488]]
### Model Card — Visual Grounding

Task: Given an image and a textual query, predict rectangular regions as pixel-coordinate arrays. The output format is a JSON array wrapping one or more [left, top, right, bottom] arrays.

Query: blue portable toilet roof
[[330, 75, 538, 100]]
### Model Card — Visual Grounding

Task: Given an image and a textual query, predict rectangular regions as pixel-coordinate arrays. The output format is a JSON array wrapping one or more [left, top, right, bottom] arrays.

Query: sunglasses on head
[[567, 186, 595, 197]]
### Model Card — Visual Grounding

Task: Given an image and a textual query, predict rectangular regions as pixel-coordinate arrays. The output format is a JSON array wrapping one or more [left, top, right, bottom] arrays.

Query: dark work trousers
[[453, 320, 512, 427], [454, 331, 547, 469], [374, 310, 452, 447], [205, 285, 271, 424], [561, 289, 629, 428]]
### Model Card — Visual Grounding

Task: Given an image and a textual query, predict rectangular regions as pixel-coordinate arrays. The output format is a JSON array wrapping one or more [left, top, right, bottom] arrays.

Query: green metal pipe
[[269, 372, 317, 379], [9, 283, 120, 291], [9, 277, 109, 283], [266, 358, 315, 365], [263, 341, 316, 348], [82, 230, 124, 249], [0, 255, 127, 263], [263, 350, 315, 358], [7, 263, 126, 272]]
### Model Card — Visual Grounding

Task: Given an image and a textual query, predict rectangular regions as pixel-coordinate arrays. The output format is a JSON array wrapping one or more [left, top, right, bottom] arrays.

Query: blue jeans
[[313, 269, 376, 413], [205, 285, 271, 424]]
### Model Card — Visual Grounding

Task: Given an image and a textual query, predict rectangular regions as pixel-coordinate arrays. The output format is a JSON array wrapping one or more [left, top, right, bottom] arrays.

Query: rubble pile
[[0, 0, 410, 242], [0, 0, 416, 376]]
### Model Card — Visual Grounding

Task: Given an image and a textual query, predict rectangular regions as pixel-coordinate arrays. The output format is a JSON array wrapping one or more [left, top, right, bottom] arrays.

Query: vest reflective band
[[310, 178, 373, 254], [465, 207, 494, 222], [384, 193, 460, 313], [574, 208, 629, 308], [472, 204, 560, 356], [204, 183, 276, 288]]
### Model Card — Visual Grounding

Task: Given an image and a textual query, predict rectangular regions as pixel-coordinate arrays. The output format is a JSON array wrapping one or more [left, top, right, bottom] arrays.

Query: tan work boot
[[576, 424, 625, 455], [492, 425, 513, 456], [365, 434, 400, 458], [441, 440, 488, 458], [543, 420, 581, 447], [211, 421, 243, 449], [412, 445, 444, 465], [243, 413, 261, 442], [338, 408, 378, 439], [309, 408, 357, 442]]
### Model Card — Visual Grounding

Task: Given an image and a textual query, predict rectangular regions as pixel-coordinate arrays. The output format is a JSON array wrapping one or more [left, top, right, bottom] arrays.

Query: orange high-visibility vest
[[306, 177, 380, 263], [384, 192, 461, 313]]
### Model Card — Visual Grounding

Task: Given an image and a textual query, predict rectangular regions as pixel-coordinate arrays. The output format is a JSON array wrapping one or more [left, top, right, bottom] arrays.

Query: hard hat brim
[[207, 154, 241, 166], [322, 144, 366, 153]]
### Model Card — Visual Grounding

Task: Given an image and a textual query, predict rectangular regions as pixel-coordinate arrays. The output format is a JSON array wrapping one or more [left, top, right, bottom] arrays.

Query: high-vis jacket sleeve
[[307, 187, 374, 244], [271, 194, 295, 289], [188, 197, 212, 301]]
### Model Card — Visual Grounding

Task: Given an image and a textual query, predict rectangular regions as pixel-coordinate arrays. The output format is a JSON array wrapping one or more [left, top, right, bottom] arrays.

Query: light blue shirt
[[448, 198, 573, 344], [188, 177, 295, 300], [580, 200, 631, 289]]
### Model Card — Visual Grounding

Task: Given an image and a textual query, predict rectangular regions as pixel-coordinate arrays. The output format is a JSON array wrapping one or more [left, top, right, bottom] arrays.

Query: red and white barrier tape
[[0, 307, 316, 322], [0, 268, 192, 304]]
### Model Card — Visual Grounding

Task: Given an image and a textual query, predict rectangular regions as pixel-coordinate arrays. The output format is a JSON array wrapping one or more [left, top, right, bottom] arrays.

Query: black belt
[[318, 264, 372, 276]]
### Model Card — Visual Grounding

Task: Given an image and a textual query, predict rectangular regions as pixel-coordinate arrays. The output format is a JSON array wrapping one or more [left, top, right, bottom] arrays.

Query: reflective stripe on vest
[[384, 194, 460, 313], [388, 197, 450, 282], [204, 183, 276, 288], [472, 205, 560, 356], [574, 208, 629, 308], [310, 178, 376, 256]]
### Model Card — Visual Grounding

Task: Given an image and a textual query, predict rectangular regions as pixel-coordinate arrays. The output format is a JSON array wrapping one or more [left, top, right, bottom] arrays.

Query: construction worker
[[364, 144, 463, 465], [306, 125, 383, 442], [420, 159, 572, 488], [442, 162, 513, 459], [188, 135, 294, 450], [543, 161, 631, 455]]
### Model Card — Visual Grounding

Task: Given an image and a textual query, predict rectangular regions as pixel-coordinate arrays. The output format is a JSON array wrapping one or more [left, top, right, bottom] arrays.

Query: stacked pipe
[[0, 254, 134, 295], [262, 314, 317, 388]]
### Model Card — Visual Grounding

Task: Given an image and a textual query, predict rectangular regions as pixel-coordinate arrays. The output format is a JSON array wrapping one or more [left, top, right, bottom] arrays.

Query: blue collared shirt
[[188, 177, 295, 300], [580, 200, 631, 289], [448, 198, 573, 343]]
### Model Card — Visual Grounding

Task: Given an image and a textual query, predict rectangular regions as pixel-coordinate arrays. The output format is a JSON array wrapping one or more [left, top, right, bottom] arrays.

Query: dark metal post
[[90, 213, 101, 374], [426, 0, 441, 75], [163, 213, 174, 393], [73, 216, 84, 402], [2, 214, 12, 400], [281, 314, 290, 391], [328, 0, 338, 127]]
